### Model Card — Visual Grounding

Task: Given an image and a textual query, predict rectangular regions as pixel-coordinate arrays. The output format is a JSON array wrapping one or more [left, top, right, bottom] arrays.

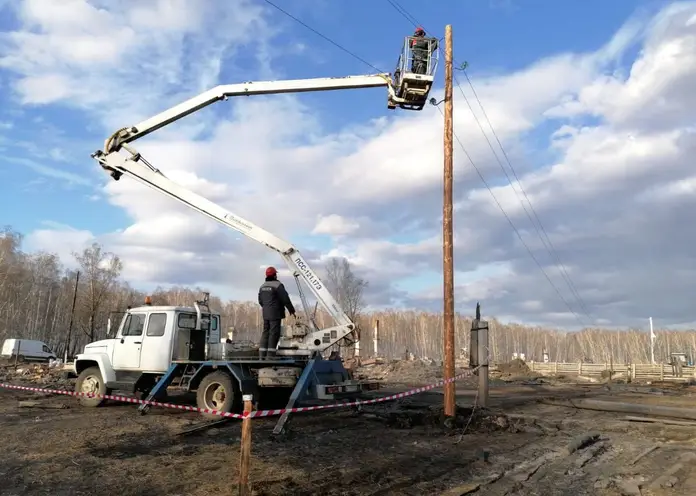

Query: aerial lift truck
[[74, 37, 438, 432]]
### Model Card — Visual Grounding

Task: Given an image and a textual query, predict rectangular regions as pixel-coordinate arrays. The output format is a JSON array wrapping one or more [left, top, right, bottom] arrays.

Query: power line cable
[[385, 0, 421, 27], [385, 0, 593, 324], [262, 0, 385, 74], [452, 72, 594, 320], [436, 106, 587, 327], [265, 0, 591, 326]]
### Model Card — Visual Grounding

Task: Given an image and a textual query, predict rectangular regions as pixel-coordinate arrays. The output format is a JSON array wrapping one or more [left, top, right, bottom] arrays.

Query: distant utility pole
[[64, 270, 80, 363], [649, 317, 655, 365], [442, 24, 456, 418]]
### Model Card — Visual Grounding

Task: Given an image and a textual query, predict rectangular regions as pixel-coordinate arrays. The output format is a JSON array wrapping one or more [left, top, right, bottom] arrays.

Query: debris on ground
[[493, 358, 535, 379], [4, 360, 696, 495], [18, 399, 70, 409], [354, 358, 480, 386], [0, 362, 72, 389]]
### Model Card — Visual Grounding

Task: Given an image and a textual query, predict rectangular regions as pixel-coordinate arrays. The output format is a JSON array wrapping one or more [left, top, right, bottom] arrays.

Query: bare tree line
[[1, 226, 693, 364]]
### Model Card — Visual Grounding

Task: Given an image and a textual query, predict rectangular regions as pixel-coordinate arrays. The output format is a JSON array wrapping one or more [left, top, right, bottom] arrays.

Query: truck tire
[[75, 366, 111, 407], [196, 371, 237, 419]]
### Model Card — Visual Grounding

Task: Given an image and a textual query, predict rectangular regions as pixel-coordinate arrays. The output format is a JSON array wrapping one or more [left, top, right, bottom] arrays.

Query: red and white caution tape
[[0, 383, 247, 418], [0, 367, 478, 420], [249, 367, 478, 418]]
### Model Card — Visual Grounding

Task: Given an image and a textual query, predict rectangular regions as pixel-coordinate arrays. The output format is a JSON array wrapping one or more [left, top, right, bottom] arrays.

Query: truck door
[[112, 312, 146, 370], [139, 312, 172, 373]]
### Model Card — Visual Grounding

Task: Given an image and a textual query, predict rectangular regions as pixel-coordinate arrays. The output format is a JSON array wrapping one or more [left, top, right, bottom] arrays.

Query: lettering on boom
[[223, 213, 253, 231], [294, 257, 323, 291]]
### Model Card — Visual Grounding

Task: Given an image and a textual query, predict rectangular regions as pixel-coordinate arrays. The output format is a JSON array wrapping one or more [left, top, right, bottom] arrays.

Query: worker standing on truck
[[411, 27, 438, 75], [258, 266, 296, 358]]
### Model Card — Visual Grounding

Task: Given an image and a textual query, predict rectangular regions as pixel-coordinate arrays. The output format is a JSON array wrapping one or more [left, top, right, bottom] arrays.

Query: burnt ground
[[2, 363, 696, 495]]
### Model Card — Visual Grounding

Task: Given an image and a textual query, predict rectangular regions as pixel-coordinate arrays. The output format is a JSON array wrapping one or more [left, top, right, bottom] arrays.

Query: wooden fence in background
[[509, 362, 696, 382]]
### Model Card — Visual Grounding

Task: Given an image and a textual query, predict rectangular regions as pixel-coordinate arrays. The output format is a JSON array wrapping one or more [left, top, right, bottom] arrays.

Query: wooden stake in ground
[[239, 394, 253, 496], [442, 24, 456, 418]]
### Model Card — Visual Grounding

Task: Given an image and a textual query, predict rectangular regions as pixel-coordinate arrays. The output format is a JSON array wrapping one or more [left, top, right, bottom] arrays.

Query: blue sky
[[2, 0, 696, 328], [0, 0, 650, 237]]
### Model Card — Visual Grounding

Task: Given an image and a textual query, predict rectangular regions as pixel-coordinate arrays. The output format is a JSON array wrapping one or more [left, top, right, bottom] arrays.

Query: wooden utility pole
[[442, 24, 456, 418]]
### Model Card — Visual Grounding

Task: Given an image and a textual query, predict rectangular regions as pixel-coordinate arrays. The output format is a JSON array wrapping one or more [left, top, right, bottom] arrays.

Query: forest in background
[[2, 226, 694, 364]]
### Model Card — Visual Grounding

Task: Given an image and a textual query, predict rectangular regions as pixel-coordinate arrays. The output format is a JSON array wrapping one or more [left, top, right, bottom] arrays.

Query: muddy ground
[[2, 362, 696, 495]]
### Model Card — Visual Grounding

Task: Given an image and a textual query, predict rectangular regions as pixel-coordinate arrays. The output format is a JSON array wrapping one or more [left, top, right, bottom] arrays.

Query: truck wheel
[[196, 371, 237, 418], [75, 366, 111, 407]]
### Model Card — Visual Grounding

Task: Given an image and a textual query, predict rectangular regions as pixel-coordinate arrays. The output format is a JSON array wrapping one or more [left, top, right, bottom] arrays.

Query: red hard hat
[[265, 266, 277, 277], [415, 26, 425, 34]]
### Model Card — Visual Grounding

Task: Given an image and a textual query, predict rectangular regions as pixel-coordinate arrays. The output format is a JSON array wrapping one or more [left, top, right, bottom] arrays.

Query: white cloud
[[544, 3, 696, 131], [24, 223, 94, 264], [312, 215, 360, 236], [6, 1, 696, 329], [6, 156, 91, 185], [0, 0, 276, 128]]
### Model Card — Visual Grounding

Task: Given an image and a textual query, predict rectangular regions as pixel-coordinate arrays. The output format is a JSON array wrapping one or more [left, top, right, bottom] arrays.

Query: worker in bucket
[[258, 266, 296, 358], [411, 26, 438, 75]]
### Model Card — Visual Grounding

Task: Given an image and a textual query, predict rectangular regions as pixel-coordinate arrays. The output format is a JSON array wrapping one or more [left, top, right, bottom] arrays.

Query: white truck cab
[[72, 294, 372, 425], [73, 296, 221, 407]]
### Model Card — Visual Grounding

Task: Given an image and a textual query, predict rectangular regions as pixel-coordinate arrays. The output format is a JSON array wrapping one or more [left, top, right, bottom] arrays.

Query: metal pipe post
[[64, 270, 80, 362], [477, 325, 489, 408], [649, 317, 655, 364]]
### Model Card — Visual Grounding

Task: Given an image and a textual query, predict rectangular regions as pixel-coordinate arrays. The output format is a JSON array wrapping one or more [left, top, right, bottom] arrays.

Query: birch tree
[[2, 224, 696, 366], [324, 257, 368, 322], [324, 257, 368, 355], [73, 243, 123, 342]]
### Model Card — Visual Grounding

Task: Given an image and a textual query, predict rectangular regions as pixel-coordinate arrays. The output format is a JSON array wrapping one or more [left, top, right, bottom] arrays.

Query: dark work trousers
[[411, 57, 427, 74], [259, 319, 281, 358]]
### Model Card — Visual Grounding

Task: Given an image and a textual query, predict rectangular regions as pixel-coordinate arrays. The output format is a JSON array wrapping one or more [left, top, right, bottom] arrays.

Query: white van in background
[[1, 339, 57, 362]]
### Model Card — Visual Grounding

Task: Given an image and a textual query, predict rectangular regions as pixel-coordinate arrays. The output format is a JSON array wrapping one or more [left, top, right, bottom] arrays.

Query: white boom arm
[[94, 149, 352, 355], [93, 73, 407, 355], [104, 74, 398, 151]]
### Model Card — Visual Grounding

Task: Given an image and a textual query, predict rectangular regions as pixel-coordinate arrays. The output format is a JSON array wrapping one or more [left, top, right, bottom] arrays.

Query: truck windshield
[[177, 312, 211, 330]]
